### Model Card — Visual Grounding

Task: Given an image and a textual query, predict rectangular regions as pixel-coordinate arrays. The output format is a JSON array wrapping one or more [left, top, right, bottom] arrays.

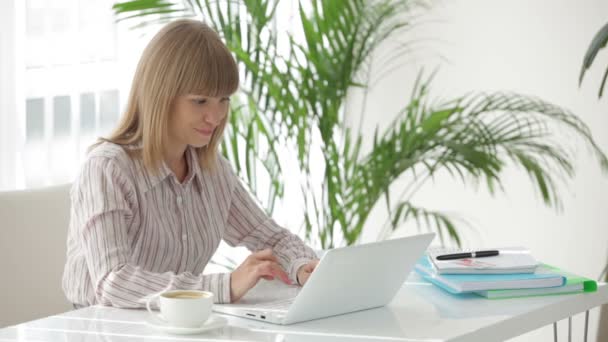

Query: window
[[0, 0, 154, 190], [0, 1, 295, 192], [20, 0, 120, 188]]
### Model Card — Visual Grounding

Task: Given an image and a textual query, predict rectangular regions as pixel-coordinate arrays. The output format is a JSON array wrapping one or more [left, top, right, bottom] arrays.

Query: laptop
[[213, 233, 435, 325]]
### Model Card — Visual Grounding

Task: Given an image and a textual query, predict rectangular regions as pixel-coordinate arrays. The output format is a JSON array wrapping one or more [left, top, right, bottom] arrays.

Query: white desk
[[1, 273, 607, 342]]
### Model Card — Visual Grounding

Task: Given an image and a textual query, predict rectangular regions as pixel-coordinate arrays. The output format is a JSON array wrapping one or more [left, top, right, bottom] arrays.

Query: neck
[[164, 143, 188, 181]]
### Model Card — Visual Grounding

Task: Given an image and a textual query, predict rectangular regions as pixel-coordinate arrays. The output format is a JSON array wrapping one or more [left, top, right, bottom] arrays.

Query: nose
[[204, 115, 221, 126], [203, 102, 226, 125]]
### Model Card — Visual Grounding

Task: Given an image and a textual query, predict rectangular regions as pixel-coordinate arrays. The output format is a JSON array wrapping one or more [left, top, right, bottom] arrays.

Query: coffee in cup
[[146, 290, 214, 328], [162, 291, 209, 299]]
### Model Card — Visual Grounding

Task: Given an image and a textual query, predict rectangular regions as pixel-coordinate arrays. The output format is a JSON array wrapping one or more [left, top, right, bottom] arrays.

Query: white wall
[[351, 0, 608, 341]]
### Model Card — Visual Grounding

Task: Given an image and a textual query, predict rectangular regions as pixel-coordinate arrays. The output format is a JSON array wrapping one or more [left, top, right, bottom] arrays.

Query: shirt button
[[182, 234, 187, 241], [176, 196, 183, 205]]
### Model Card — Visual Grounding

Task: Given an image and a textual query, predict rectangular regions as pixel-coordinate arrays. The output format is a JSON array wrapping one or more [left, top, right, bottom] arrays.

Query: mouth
[[194, 127, 214, 136]]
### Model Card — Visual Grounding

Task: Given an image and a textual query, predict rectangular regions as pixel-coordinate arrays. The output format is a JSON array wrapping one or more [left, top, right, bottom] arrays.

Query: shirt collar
[[131, 144, 205, 193], [135, 155, 171, 194], [186, 145, 205, 191]]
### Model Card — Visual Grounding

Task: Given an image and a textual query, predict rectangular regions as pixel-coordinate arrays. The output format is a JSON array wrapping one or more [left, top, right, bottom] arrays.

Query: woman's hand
[[230, 249, 292, 302], [296, 259, 320, 286]]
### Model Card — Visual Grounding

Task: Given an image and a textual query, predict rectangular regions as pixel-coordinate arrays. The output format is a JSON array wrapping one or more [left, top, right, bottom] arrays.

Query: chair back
[[0, 184, 72, 327]]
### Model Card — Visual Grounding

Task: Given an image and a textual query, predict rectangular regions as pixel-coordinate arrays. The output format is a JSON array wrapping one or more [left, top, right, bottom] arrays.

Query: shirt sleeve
[[73, 157, 231, 307], [220, 158, 318, 284]]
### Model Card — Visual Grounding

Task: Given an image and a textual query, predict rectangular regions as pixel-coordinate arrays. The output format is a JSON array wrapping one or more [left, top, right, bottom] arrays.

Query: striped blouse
[[62, 142, 316, 307]]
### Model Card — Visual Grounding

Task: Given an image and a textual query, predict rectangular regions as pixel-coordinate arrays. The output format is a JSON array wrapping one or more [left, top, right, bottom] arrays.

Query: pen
[[436, 250, 499, 260]]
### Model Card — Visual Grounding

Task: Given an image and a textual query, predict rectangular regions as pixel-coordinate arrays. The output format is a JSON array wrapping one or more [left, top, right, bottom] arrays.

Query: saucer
[[144, 315, 227, 335]]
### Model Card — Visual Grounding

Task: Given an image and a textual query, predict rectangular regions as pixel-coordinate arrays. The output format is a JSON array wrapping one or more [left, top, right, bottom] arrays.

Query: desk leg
[[568, 316, 572, 342], [584, 310, 589, 342], [554, 322, 558, 342], [553, 311, 589, 342]]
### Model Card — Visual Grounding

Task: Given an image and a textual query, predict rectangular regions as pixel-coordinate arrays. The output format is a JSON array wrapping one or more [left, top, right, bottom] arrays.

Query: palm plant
[[581, 21, 608, 282], [579, 21, 608, 98], [113, 0, 608, 253], [579, 20, 608, 342]]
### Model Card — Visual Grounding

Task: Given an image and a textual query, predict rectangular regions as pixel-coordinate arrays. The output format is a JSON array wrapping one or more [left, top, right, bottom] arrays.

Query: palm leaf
[[390, 201, 466, 246], [209, 252, 238, 271], [579, 22, 608, 98], [113, 0, 194, 28], [348, 75, 607, 244], [220, 95, 283, 214]]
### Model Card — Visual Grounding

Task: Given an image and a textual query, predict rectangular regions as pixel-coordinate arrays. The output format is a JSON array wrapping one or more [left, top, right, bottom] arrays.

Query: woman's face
[[169, 94, 230, 149]]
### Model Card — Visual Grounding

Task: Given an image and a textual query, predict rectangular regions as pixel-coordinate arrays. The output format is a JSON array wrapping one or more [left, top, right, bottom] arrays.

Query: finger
[[270, 264, 291, 284], [273, 267, 292, 285], [254, 265, 277, 282], [299, 272, 311, 285], [251, 249, 278, 262], [258, 261, 291, 284], [308, 260, 320, 271], [302, 260, 319, 272], [244, 251, 276, 267]]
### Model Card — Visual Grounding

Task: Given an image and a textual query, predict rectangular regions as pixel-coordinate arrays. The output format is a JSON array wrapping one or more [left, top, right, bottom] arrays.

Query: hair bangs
[[179, 32, 239, 98]]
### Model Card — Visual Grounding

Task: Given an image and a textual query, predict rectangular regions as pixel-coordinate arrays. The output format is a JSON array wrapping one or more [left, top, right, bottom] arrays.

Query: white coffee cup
[[146, 290, 214, 328]]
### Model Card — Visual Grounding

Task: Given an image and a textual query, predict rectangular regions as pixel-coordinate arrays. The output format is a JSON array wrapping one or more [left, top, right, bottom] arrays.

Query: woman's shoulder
[[88, 141, 131, 158], [83, 141, 138, 172], [215, 154, 233, 173], [215, 154, 239, 182], [71, 142, 141, 202]]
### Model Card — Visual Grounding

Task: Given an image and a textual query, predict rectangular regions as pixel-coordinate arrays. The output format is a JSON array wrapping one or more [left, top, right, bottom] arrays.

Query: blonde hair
[[95, 19, 239, 172]]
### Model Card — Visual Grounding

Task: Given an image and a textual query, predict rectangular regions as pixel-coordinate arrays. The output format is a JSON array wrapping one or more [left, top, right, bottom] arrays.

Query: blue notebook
[[415, 257, 566, 294], [475, 264, 597, 298]]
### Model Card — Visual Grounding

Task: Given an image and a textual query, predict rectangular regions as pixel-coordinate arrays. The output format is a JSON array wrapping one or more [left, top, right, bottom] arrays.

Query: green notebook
[[475, 264, 597, 299]]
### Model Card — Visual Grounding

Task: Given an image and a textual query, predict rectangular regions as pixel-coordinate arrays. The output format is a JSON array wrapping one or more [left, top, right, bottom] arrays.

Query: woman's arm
[[73, 157, 231, 308], [220, 159, 318, 284]]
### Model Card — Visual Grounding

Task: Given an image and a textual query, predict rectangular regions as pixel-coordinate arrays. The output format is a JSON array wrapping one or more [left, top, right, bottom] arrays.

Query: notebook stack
[[415, 247, 597, 299]]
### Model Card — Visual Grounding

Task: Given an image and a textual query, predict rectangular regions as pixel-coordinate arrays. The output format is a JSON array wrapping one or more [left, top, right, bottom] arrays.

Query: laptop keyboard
[[252, 297, 296, 310], [231, 281, 300, 309]]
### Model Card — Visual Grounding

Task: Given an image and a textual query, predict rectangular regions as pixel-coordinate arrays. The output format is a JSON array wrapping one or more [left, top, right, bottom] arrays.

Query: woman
[[62, 19, 319, 309]]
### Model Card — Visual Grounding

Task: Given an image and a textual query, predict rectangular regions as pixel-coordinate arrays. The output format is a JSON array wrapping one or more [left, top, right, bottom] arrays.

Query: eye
[[192, 98, 207, 105], [221, 97, 230, 103]]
